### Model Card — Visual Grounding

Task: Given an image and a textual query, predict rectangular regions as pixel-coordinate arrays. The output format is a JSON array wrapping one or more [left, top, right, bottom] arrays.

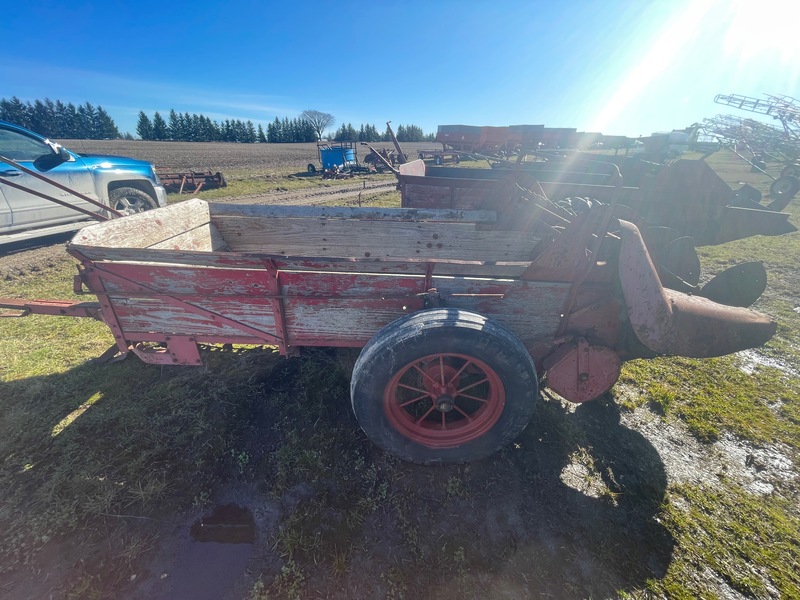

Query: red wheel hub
[[384, 353, 505, 449]]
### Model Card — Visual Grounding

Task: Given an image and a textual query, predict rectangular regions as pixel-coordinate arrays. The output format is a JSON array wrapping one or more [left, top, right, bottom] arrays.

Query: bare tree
[[300, 110, 335, 140]]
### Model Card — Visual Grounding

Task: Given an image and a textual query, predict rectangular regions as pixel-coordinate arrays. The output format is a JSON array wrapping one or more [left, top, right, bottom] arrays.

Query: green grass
[[650, 484, 800, 599], [173, 168, 396, 201], [619, 355, 800, 446]]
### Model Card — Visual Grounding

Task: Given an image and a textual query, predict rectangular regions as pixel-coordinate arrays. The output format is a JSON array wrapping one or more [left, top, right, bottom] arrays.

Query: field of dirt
[[1, 142, 798, 599], [60, 138, 444, 172]]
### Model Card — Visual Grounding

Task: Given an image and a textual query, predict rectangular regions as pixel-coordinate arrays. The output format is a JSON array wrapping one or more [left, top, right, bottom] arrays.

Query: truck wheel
[[109, 187, 157, 215], [781, 164, 800, 179], [434, 155, 443, 165], [351, 309, 538, 464], [418, 152, 425, 160], [769, 175, 800, 200], [307, 164, 317, 175]]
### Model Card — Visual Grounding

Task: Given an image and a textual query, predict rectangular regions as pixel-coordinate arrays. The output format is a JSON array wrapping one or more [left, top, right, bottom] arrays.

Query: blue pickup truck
[[0, 120, 167, 245]]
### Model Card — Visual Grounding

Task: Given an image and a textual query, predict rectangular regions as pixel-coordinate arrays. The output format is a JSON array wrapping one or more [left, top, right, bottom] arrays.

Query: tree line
[[2, 96, 436, 143], [136, 110, 267, 143], [0, 97, 120, 139], [333, 123, 434, 143]]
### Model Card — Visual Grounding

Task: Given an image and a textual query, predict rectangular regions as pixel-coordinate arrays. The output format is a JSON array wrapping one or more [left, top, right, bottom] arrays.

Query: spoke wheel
[[385, 353, 505, 448], [351, 309, 538, 464]]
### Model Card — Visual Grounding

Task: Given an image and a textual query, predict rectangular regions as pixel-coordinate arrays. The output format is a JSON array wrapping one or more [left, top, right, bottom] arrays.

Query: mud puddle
[[147, 505, 255, 600]]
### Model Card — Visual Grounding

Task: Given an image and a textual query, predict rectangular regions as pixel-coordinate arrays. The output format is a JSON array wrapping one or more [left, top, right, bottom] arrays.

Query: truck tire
[[109, 187, 158, 215], [351, 309, 538, 464], [769, 176, 800, 200], [781, 164, 800, 179]]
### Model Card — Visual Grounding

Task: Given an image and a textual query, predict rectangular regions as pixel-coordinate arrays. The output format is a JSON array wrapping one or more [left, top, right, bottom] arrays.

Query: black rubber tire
[[769, 175, 800, 199], [418, 152, 425, 160], [350, 309, 538, 464], [434, 155, 443, 165], [109, 187, 157, 215], [781, 164, 800, 179], [307, 163, 317, 175]]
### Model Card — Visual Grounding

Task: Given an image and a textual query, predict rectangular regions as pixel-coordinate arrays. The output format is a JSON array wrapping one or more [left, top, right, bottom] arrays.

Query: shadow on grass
[[0, 348, 673, 599], [0, 346, 281, 599]]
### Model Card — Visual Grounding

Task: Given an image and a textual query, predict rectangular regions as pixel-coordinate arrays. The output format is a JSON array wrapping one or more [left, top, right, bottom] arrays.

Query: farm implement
[[397, 156, 797, 246], [156, 170, 227, 194], [0, 192, 777, 464]]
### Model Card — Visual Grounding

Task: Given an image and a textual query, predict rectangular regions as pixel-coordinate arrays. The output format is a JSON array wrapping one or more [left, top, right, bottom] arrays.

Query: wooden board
[[71, 198, 212, 249], [108, 296, 278, 339], [212, 216, 541, 261], [209, 203, 498, 224]]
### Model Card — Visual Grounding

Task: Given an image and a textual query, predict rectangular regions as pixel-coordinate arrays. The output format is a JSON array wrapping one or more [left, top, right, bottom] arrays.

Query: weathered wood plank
[[147, 223, 224, 251], [209, 203, 497, 223], [95, 264, 274, 297], [430, 277, 570, 343], [213, 216, 541, 261], [68, 246, 531, 278], [70, 198, 211, 249], [68, 246, 262, 268], [284, 300, 423, 346], [110, 296, 277, 338], [279, 271, 425, 298]]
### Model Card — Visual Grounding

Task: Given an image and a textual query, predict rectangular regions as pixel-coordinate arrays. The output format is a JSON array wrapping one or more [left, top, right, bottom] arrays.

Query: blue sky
[[1, 0, 798, 138]]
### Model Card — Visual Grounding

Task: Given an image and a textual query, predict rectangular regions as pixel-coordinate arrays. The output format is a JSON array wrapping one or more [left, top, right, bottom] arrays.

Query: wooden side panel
[[71, 199, 211, 248], [431, 276, 571, 343], [95, 263, 273, 297], [284, 300, 423, 346], [68, 246, 262, 268], [212, 216, 540, 262], [109, 296, 277, 339], [279, 271, 425, 298], [209, 203, 497, 224], [280, 271, 427, 345], [401, 183, 455, 208]]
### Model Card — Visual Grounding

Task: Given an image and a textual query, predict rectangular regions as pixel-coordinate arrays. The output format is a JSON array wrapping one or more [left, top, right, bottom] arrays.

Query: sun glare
[[723, 0, 800, 64], [589, 0, 719, 132], [587, 0, 799, 134]]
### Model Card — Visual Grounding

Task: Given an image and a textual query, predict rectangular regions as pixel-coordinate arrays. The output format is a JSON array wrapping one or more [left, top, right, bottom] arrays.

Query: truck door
[[0, 126, 98, 230], [0, 188, 11, 231]]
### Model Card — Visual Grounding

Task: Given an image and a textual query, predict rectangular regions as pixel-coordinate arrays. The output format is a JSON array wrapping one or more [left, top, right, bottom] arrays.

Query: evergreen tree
[[257, 123, 267, 143], [167, 109, 179, 140], [64, 103, 79, 137], [76, 103, 97, 138], [94, 106, 120, 139], [245, 120, 257, 143], [152, 112, 168, 140], [29, 99, 56, 136], [0, 96, 30, 127]]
